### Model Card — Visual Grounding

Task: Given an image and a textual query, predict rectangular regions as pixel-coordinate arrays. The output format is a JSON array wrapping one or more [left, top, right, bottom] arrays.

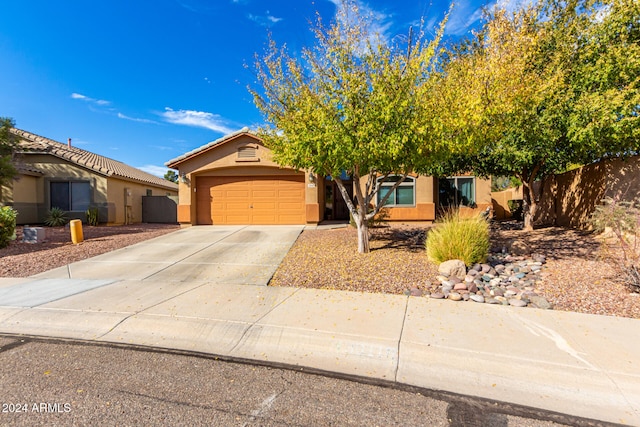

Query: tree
[[164, 170, 178, 183], [567, 0, 640, 158], [249, 1, 451, 253], [440, 0, 640, 230], [0, 117, 18, 187]]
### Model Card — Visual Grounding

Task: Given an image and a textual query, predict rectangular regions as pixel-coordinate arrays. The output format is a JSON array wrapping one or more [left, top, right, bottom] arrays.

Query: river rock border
[[408, 252, 552, 309]]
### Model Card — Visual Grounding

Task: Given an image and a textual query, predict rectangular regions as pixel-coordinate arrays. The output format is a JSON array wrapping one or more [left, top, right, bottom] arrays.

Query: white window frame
[[376, 175, 416, 207]]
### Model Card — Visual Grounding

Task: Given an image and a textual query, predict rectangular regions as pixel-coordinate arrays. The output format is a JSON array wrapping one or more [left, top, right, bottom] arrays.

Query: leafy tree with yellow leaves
[[249, 1, 454, 253]]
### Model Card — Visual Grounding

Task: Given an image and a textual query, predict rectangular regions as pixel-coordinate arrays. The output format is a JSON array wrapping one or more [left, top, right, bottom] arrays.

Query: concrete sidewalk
[[0, 225, 638, 425]]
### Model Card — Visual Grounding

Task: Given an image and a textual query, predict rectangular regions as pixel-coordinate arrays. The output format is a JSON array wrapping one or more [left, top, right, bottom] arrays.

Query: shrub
[[426, 208, 490, 265], [0, 206, 17, 248], [590, 196, 639, 291], [86, 207, 99, 226], [44, 207, 68, 227]]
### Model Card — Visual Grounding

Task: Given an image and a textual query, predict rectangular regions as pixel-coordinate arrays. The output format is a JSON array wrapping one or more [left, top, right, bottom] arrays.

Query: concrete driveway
[[32, 225, 304, 284], [0, 225, 303, 312]]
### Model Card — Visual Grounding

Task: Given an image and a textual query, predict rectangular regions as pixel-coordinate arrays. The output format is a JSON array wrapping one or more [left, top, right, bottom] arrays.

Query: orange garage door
[[196, 175, 306, 225]]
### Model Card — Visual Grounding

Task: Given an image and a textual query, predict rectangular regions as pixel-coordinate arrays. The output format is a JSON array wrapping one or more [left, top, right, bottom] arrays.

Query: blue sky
[[0, 0, 501, 177]]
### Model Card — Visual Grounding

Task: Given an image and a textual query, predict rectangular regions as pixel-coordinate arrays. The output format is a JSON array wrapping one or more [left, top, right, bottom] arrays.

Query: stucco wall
[[536, 156, 640, 229], [107, 177, 178, 225], [8, 153, 177, 225], [491, 187, 524, 220], [3, 174, 42, 224], [172, 135, 319, 224]]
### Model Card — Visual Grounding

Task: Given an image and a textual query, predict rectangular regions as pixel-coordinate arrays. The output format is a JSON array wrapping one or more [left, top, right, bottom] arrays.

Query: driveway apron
[[30, 225, 303, 284]]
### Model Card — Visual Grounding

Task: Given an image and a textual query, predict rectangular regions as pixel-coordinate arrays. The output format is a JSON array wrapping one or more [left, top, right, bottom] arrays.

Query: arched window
[[377, 176, 415, 207]]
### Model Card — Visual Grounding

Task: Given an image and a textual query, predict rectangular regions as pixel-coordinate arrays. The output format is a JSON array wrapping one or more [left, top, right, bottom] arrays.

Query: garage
[[196, 175, 306, 225]]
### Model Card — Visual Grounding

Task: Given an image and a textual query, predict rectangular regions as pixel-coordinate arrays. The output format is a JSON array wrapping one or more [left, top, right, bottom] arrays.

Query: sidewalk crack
[[93, 281, 213, 341], [228, 288, 300, 355], [394, 295, 410, 382]]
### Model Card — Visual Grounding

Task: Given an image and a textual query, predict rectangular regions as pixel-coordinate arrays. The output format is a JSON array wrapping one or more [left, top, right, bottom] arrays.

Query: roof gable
[[11, 128, 178, 191], [165, 127, 261, 168]]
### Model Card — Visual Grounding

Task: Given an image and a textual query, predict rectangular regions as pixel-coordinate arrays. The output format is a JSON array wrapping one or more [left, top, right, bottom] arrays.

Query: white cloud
[[138, 165, 171, 177], [71, 92, 111, 106], [495, 0, 534, 13], [117, 112, 158, 124], [161, 108, 237, 134], [445, 0, 485, 36], [328, 0, 394, 46], [248, 11, 283, 27]]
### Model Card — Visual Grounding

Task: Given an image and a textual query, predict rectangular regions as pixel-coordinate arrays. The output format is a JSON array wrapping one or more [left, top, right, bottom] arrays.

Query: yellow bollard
[[70, 219, 84, 244]]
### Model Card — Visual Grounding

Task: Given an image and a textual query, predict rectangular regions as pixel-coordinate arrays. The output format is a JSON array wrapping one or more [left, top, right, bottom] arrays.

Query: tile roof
[[165, 127, 255, 167], [11, 128, 178, 191], [15, 163, 45, 176]]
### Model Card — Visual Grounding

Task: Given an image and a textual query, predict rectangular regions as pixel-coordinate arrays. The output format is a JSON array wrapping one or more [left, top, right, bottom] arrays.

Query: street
[[0, 335, 599, 427]]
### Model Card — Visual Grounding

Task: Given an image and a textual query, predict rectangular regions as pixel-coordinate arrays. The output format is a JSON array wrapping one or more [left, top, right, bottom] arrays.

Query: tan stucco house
[[166, 128, 491, 226], [1, 128, 178, 225]]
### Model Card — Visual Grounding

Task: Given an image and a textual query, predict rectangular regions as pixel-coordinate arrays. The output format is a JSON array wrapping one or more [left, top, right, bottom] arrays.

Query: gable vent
[[238, 146, 257, 159]]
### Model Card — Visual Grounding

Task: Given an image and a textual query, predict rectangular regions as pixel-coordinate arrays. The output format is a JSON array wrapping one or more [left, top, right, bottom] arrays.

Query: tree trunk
[[334, 176, 371, 253], [355, 208, 370, 253], [522, 178, 538, 231]]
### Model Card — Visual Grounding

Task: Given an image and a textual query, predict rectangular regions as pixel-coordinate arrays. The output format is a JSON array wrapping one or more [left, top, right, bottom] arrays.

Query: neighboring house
[[166, 128, 491, 226], [1, 128, 178, 225]]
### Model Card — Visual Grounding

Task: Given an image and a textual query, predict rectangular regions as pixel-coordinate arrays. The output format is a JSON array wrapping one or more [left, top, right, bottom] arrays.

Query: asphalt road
[[0, 336, 606, 427]]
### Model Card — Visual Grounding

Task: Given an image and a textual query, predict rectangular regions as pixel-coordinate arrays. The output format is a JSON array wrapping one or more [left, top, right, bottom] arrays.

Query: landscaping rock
[[448, 292, 462, 301], [410, 288, 423, 297], [529, 295, 552, 309], [429, 247, 551, 312], [439, 260, 467, 280], [509, 299, 528, 307], [470, 294, 485, 303]]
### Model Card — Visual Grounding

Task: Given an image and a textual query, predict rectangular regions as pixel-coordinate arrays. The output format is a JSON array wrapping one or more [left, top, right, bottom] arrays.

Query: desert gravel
[[271, 223, 640, 319], [0, 224, 179, 278], [2, 222, 639, 319]]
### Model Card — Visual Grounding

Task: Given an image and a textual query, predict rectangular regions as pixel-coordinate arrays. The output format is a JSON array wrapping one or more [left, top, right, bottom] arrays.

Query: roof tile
[[11, 128, 178, 191]]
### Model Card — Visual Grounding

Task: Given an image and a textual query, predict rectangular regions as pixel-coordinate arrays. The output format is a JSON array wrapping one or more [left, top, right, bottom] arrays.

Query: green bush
[[44, 207, 68, 227], [426, 209, 490, 265], [86, 207, 99, 226], [0, 206, 18, 248]]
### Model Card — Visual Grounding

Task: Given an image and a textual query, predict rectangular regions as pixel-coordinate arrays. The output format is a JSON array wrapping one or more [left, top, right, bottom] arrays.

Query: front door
[[333, 180, 353, 220]]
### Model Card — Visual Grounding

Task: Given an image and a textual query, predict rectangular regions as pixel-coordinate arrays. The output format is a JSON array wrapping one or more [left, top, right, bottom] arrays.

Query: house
[[166, 128, 491, 225], [2, 128, 178, 225]]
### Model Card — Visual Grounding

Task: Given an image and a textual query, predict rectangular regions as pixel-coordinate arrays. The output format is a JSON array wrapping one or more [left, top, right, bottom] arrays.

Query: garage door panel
[[252, 191, 278, 199], [223, 215, 253, 224], [277, 202, 304, 210], [252, 201, 277, 209], [278, 214, 305, 223], [251, 215, 277, 224], [197, 175, 305, 225]]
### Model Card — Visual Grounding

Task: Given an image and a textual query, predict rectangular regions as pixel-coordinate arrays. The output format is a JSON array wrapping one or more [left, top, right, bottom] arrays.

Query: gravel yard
[[0, 224, 179, 277], [1, 221, 639, 319], [270, 222, 640, 319]]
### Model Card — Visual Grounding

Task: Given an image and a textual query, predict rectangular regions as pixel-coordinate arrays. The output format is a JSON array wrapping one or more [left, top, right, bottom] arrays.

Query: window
[[439, 176, 475, 208], [146, 189, 153, 196], [377, 176, 415, 207], [50, 181, 91, 211]]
